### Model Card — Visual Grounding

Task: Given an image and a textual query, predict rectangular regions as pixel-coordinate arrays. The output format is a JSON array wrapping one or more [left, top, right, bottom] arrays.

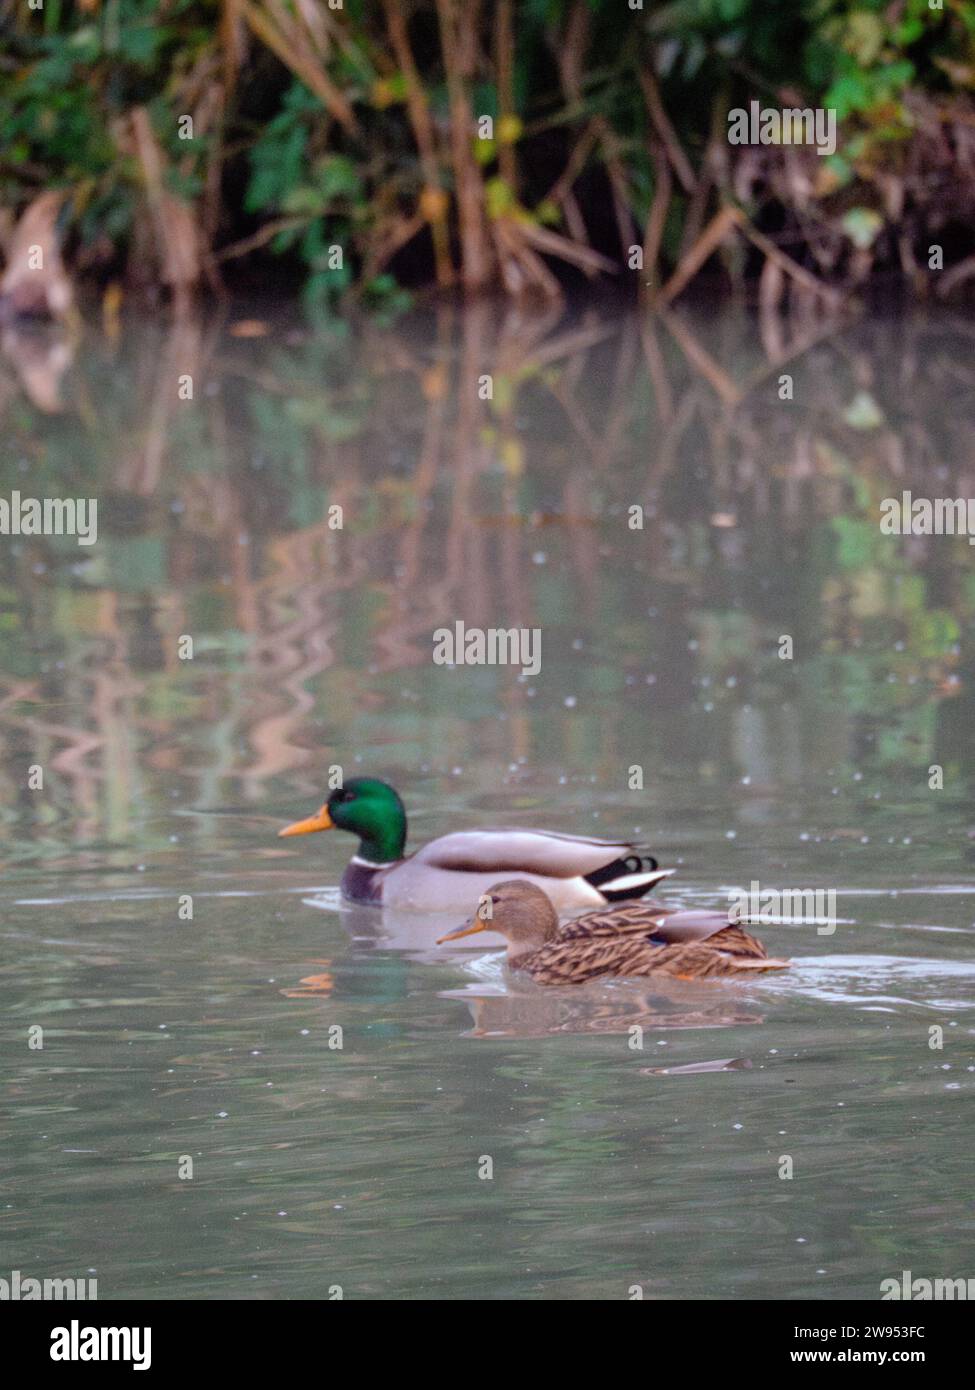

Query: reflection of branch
[[4, 661, 145, 835], [659, 309, 742, 408], [600, 318, 640, 463], [518, 318, 616, 372], [10, 300, 965, 840], [546, 375, 602, 456], [639, 314, 675, 424], [650, 383, 703, 487], [239, 526, 348, 791], [742, 311, 850, 398], [116, 316, 207, 494], [0, 323, 75, 414]]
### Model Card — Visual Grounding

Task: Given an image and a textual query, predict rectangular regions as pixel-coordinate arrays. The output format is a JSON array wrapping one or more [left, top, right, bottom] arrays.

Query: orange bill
[[278, 805, 334, 837], [436, 917, 489, 945]]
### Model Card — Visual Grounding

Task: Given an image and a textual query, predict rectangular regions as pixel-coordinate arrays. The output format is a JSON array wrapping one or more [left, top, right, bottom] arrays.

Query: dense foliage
[[2, 1, 975, 302]]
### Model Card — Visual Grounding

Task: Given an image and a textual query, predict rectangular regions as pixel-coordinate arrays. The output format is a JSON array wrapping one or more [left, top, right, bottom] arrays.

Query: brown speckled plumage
[[438, 880, 790, 984], [513, 930, 780, 984]]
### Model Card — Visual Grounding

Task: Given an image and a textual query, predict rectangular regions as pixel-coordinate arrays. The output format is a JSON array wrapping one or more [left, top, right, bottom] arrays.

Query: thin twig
[[639, 67, 696, 194], [736, 219, 844, 306], [642, 145, 672, 293], [656, 204, 743, 306], [239, 0, 358, 135]]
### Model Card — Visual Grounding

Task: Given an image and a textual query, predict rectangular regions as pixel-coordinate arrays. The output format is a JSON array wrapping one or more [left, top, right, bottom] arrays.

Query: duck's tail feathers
[[587, 858, 675, 902]]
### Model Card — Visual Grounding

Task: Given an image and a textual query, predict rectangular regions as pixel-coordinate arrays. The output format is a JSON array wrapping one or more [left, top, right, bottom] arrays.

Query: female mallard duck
[[278, 777, 671, 911], [436, 880, 790, 982]]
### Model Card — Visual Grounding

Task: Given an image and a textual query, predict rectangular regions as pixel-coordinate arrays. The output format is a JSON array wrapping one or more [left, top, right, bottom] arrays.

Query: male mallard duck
[[278, 777, 671, 911], [436, 880, 790, 982]]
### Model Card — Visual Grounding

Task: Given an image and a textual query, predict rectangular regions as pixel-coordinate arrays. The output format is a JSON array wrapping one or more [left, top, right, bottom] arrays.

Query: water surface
[[1, 302, 973, 1300]]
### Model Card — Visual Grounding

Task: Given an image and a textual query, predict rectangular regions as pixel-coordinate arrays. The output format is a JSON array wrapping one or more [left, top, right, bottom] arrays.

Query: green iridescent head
[[279, 777, 407, 863]]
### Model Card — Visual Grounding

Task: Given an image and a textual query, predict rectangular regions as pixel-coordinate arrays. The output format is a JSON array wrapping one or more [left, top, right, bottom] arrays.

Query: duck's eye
[[333, 788, 353, 804]]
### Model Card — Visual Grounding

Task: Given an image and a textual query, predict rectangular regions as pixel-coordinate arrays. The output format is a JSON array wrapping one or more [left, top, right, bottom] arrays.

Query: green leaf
[[842, 390, 884, 429], [841, 207, 884, 249]]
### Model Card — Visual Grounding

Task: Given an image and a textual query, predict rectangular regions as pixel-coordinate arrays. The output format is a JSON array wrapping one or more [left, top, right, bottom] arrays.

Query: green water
[[1, 303, 973, 1300]]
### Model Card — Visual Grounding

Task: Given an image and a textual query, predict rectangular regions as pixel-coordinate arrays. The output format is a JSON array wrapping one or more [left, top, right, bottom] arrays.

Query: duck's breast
[[340, 859, 383, 904]]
